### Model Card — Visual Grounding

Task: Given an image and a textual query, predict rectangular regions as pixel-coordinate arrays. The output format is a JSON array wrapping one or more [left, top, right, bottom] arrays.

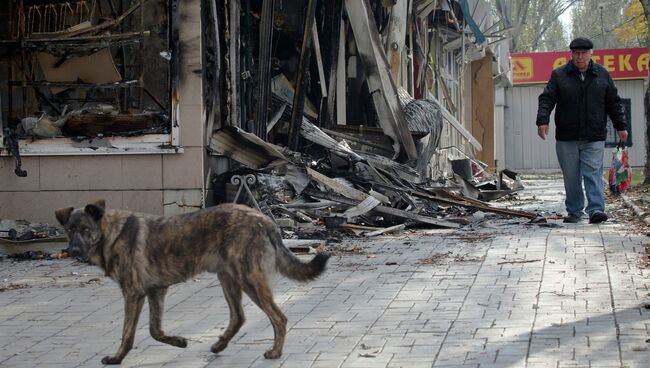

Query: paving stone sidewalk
[[0, 177, 648, 368]]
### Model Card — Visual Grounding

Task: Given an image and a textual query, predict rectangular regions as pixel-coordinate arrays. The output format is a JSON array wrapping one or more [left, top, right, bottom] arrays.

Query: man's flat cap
[[569, 37, 593, 50]]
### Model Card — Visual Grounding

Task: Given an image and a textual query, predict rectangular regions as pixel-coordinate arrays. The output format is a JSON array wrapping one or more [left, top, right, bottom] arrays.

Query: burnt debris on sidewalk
[[209, 117, 533, 239]]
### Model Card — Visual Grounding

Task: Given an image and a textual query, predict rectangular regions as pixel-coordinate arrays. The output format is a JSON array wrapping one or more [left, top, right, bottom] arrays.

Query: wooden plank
[[343, 196, 381, 219], [322, 128, 393, 153], [471, 54, 495, 168], [209, 127, 287, 168], [412, 189, 537, 219], [229, 0, 241, 127], [307, 168, 369, 201], [336, 21, 347, 126], [288, 0, 318, 150], [325, 0, 343, 128], [301, 120, 365, 161], [311, 23, 327, 98], [339, 223, 383, 231], [255, 0, 275, 139], [364, 223, 406, 237], [305, 188, 460, 228], [385, 0, 408, 83]]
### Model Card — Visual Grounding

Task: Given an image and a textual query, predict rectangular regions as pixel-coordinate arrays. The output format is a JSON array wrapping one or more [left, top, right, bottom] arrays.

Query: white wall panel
[[505, 80, 646, 170]]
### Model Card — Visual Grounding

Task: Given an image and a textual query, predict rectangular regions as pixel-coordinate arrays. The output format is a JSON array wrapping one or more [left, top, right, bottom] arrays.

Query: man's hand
[[538, 125, 549, 140], [617, 130, 628, 143]]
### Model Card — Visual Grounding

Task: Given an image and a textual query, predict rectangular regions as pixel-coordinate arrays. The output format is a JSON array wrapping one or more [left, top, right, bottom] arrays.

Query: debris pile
[[212, 120, 535, 239], [201, 0, 530, 236], [0, 219, 67, 259]]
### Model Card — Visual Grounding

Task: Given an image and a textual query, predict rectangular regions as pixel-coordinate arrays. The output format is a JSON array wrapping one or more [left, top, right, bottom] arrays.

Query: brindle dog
[[55, 200, 329, 365]]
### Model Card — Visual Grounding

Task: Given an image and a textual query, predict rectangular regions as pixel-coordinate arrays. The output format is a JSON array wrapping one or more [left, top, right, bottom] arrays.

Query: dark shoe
[[589, 212, 608, 224], [563, 215, 581, 223]]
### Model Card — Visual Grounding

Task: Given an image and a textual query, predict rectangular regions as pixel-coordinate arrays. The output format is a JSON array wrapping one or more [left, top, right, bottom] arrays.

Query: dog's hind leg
[[242, 273, 287, 359], [101, 294, 145, 365], [211, 271, 245, 354], [147, 287, 188, 348]]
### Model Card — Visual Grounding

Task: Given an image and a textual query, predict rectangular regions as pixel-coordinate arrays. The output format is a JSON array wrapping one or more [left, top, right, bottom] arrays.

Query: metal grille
[[605, 98, 632, 147]]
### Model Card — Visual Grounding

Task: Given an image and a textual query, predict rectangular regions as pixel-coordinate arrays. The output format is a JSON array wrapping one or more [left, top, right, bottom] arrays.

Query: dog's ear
[[85, 199, 106, 221], [55, 207, 74, 226]]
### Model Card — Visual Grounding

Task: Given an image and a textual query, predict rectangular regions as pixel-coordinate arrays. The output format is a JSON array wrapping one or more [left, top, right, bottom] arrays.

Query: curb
[[621, 194, 650, 225]]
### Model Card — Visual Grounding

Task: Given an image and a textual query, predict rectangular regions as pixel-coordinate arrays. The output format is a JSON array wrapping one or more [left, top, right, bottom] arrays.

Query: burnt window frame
[[0, 0, 182, 156]]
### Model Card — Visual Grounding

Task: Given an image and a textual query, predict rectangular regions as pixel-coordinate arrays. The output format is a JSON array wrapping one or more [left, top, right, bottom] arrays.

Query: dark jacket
[[536, 60, 626, 141]]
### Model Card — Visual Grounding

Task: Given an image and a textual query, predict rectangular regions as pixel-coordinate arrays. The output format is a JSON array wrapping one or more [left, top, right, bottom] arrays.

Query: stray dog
[[55, 200, 329, 365]]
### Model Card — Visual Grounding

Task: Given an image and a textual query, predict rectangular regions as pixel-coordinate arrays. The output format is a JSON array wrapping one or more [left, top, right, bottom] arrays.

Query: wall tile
[[178, 103, 204, 147], [0, 157, 40, 191], [162, 147, 204, 189], [122, 190, 163, 215], [0, 191, 123, 224]]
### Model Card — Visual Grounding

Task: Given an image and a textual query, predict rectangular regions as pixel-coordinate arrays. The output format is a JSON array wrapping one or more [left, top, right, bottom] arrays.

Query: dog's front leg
[[102, 294, 145, 365], [147, 287, 187, 348]]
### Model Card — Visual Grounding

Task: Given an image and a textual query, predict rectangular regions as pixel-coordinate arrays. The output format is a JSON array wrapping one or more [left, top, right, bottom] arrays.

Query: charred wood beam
[[254, 0, 274, 140], [211, 0, 221, 127], [336, 22, 346, 126], [322, 128, 394, 154], [170, 0, 181, 133], [138, 0, 147, 108], [228, 0, 241, 127], [202, 0, 222, 142], [6, 49, 62, 116], [143, 87, 167, 112], [10, 80, 139, 88], [14, 39, 145, 54], [30, 0, 151, 39], [304, 188, 460, 229], [288, 0, 318, 150], [241, 0, 254, 131], [323, 0, 343, 129], [12, 31, 149, 45], [32, 88, 62, 116], [385, 0, 408, 82], [412, 189, 537, 219], [311, 23, 327, 99], [109, 0, 130, 112]]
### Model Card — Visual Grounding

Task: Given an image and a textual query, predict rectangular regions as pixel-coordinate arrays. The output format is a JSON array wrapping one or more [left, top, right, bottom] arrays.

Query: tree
[[613, 2, 648, 48], [491, 0, 531, 51], [491, 0, 578, 52], [536, 10, 569, 51], [571, 0, 631, 49]]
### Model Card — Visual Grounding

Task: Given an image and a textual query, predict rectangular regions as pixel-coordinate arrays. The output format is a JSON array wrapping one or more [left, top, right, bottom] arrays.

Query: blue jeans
[[556, 140, 606, 217]]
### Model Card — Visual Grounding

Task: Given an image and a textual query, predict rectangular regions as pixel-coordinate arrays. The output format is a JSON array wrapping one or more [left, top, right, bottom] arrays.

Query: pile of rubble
[[211, 120, 535, 239]]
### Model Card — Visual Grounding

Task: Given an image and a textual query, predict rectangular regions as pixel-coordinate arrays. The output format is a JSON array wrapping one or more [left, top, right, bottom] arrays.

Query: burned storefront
[[202, 0, 528, 233], [1, 0, 528, 230], [1, 0, 200, 222], [1, 0, 178, 156]]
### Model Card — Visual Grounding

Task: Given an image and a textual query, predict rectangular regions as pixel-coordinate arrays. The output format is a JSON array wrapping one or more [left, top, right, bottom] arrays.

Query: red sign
[[511, 48, 649, 85]]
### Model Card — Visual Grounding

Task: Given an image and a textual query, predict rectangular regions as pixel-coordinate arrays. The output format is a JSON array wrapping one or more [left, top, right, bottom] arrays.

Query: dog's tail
[[270, 227, 330, 282]]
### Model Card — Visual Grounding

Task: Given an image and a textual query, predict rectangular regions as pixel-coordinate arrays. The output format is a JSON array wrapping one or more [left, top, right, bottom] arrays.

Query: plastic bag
[[608, 142, 632, 195]]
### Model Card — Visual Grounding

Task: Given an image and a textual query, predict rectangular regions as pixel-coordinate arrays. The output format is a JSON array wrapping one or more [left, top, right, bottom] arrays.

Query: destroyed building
[[0, 0, 521, 227]]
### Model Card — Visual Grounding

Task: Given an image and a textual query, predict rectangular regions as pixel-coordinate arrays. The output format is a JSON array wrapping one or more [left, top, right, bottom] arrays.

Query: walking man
[[536, 37, 628, 224]]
